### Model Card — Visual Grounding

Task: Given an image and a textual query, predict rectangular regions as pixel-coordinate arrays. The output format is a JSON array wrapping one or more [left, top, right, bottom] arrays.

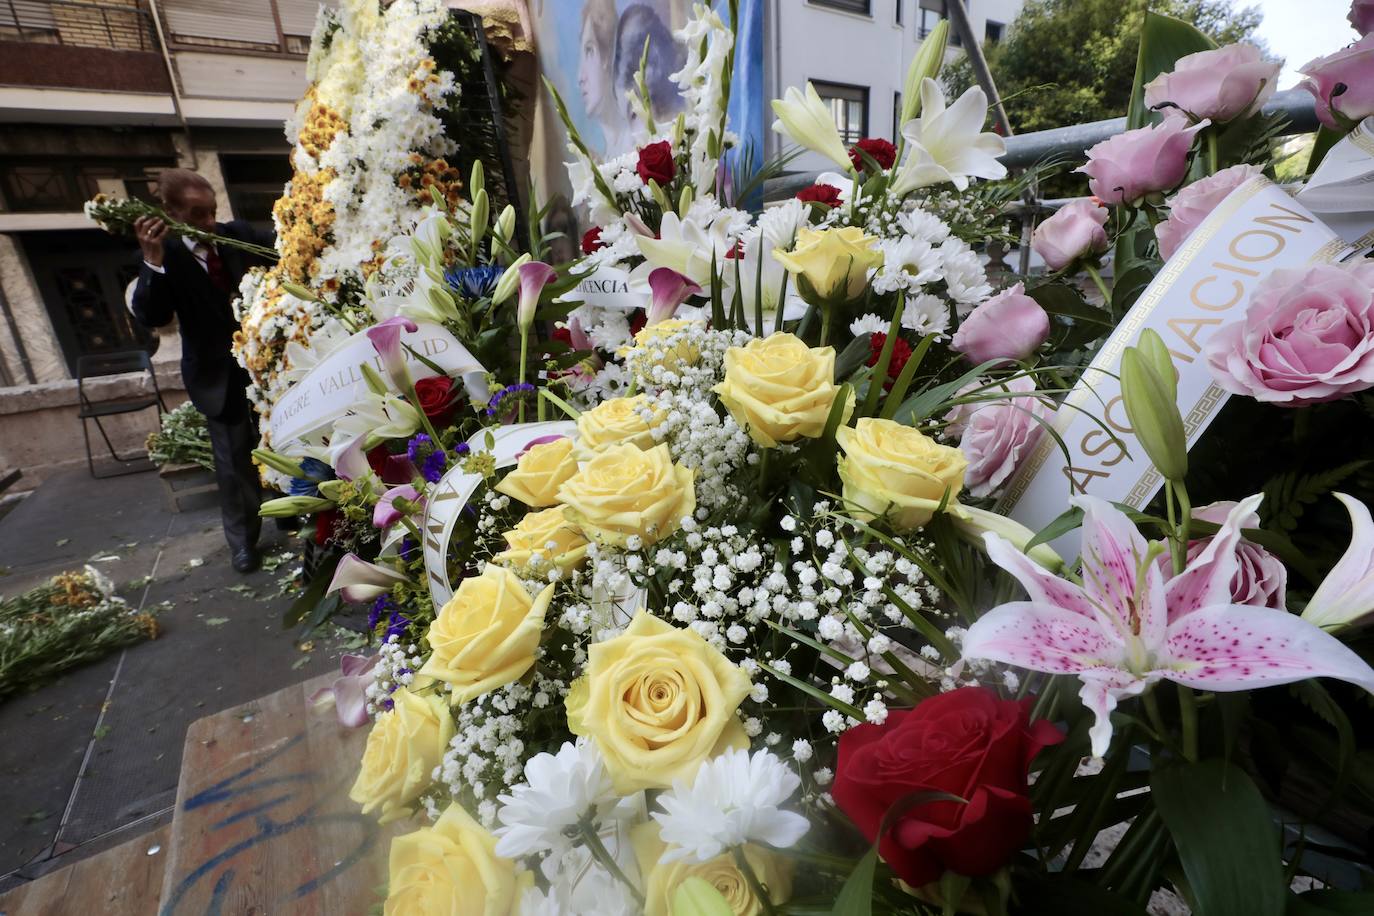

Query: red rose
[[833, 687, 1063, 889], [866, 332, 914, 389], [365, 445, 391, 478], [581, 227, 605, 255], [796, 183, 843, 207], [414, 375, 457, 425], [849, 137, 898, 171], [636, 140, 675, 186], [314, 508, 338, 546]]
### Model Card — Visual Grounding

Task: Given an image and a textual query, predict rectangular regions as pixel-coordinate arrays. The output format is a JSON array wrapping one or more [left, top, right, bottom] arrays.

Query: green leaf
[[283, 550, 339, 628], [834, 333, 872, 382], [1025, 505, 1085, 552], [1288, 890, 1374, 916], [829, 846, 877, 916], [1012, 872, 1150, 916], [1151, 759, 1285, 916], [1260, 461, 1371, 535]]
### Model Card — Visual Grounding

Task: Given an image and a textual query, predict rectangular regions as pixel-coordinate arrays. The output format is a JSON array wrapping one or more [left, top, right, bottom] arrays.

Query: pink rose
[[1076, 116, 1207, 205], [1031, 199, 1109, 271], [1190, 502, 1288, 609], [1144, 43, 1279, 122], [1351, 0, 1374, 36], [1205, 262, 1374, 406], [1155, 164, 1262, 262], [1299, 34, 1374, 129], [945, 376, 1052, 497], [951, 283, 1051, 366]]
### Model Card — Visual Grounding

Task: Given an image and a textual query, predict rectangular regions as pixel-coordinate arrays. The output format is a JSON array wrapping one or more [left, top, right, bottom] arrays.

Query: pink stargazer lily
[[373, 484, 423, 529], [326, 553, 410, 603], [962, 494, 1374, 756], [646, 267, 702, 326], [516, 261, 558, 332], [1302, 493, 1374, 631], [366, 316, 418, 391]]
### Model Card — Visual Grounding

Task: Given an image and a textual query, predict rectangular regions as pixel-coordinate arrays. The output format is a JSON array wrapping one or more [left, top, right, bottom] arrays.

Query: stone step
[[0, 825, 169, 916], [156, 673, 409, 916]]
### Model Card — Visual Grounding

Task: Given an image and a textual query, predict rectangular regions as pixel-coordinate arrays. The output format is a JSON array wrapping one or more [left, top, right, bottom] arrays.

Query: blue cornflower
[[445, 264, 504, 301]]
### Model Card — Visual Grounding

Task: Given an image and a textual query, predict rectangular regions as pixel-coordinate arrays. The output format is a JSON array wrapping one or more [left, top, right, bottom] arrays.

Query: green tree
[[946, 0, 1265, 134]]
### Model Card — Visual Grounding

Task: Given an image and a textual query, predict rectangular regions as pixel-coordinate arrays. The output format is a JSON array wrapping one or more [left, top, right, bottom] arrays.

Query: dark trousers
[[206, 415, 262, 554]]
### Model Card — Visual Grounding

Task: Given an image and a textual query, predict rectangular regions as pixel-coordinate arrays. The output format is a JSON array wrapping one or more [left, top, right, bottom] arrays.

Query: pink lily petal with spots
[[1165, 495, 1259, 621], [984, 533, 1097, 620], [1078, 670, 1155, 757], [1076, 495, 1153, 627], [959, 601, 1124, 675], [1160, 603, 1374, 693]]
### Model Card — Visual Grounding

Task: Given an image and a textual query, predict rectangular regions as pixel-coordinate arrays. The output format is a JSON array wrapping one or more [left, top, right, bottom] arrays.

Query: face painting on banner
[[998, 176, 1370, 556]]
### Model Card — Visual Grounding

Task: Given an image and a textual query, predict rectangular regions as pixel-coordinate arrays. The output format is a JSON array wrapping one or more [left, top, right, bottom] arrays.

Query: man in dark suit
[[131, 168, 273, 573]]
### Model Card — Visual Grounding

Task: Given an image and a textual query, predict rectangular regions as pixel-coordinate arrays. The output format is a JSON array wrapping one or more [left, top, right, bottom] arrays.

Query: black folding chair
[[76, 350, 167, 478]]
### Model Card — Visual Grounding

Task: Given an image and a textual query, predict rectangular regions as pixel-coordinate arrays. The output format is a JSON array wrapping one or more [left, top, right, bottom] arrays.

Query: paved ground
[[0, 466, 349, 889]]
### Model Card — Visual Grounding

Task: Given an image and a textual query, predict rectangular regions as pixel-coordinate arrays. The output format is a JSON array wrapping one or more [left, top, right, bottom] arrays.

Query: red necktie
[[203, 243, 231, 291]]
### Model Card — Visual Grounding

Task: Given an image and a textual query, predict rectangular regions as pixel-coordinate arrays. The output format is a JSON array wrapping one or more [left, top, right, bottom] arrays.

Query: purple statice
[[406, 433, 433, 463], [368, 595, 389, 631], [399, 538, 419, 561], [381, 697, 395, 712], [484, 382, 537, 418], [421, 449, 448, 483], [385, 607, 410, 641]]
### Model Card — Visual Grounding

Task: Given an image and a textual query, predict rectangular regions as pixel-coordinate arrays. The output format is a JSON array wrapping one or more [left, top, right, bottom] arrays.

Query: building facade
[[766, 0, 1024, 172]]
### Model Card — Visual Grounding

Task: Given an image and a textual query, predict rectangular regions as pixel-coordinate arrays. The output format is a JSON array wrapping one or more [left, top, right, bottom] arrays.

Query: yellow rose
[[836, 417, 968, 530], [633, 822, 794, 916], [713, 333, 854, 447], [350, 688, 454, 822], [566, 611, 750, 793], [418, 565, 554, 705], [493, 505, 589, 572], [384, 803, 529, 915], [558, 443, 695, 548], [493, 437, 577, 508], [574, 394, 663, 457], [622, 318, 706, 370], [772, 226, 882, 302]]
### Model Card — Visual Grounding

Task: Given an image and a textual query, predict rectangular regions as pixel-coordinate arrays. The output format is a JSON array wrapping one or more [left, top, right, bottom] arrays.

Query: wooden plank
[[157, 675, 413, 916], [0, 825, 170, 916]]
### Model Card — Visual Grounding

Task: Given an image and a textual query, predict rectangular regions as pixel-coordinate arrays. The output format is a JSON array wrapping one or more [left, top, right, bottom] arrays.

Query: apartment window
[[918, 0, 962, 46], [895, 0, 903, 25], [812, 81, 869, 145], [811, 0, 872, 14], [986, 19, 1005, 42]]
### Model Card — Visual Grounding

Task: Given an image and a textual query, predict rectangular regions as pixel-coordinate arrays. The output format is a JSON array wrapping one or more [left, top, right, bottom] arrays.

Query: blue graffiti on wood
[[161, 731, 378, 916]]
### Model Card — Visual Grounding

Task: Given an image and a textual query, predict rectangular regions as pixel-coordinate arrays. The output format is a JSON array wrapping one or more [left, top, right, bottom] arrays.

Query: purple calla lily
[[646, 267, 702, 326], [308, 653, 379, 727], [326, 553, 410, 603], [962, 494, 1374, 756], [516, 261, 558, 332], [366, 316, 418, 391], [373, 484, 423, 529]]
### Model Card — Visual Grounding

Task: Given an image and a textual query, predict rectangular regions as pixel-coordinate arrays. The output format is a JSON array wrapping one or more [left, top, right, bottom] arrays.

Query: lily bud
[[492, 253, 531, 304], [646, 178, 673, 215], [1120, 347, 1188, 481], [469, 159, 485, 197], [428, 186, 446, 211], [1135, 328, 1178, 402], [470, 188, 489, 251], [951, 505, 1065, 573], [902, 19, 948, 123], [280, 281, 321, 303], [252, 448, 306, 479], [359, 362, 390, 397], [316, 479, 348, 501], [258, 495, 334, 518], [678, 184, 694, 218], [494, 204, 515, 244]]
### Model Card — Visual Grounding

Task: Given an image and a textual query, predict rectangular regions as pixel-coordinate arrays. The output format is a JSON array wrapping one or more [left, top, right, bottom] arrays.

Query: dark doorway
[[20, 230, 158, 377], [220, 154, 292, 235]]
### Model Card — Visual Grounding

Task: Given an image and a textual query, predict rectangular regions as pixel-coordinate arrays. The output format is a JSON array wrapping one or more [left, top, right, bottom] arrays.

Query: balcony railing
[[0, 0, 156, 53]]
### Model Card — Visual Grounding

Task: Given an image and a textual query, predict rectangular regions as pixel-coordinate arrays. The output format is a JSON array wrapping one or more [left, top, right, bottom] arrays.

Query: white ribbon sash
[[267, 321, 484, 448], [999, 177, 1356, 556], [421, 421, 578, 606], [558, 266, 649, 311], [1297, 115, 1374, 245]]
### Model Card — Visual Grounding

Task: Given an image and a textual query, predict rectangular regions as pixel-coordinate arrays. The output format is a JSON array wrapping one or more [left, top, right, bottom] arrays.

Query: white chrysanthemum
[[493, 740, 627, 859], [898, 207, 953, 244], [849, 313, 888, 336], [652, 747, 810, 863], [901, 292, 951, 336], [872, 235, 942, 294]]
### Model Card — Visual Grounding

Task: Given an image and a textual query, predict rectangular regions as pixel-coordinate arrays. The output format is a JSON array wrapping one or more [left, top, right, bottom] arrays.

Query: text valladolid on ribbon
[[267, 321, 484, 448], [422, 421, 578, 606], [998, 176, 1361, 555]]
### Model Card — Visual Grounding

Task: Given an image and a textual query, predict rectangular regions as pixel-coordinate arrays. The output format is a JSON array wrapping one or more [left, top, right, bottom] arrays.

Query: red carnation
[[796, 183, 843, 208], [833, 687, 1063, 889], [414, 375, 458, 426], [581, 226, 605, 255], [636, 140, 676, 186], [867, 331, 914, 388], [849, 137, 898, 171]]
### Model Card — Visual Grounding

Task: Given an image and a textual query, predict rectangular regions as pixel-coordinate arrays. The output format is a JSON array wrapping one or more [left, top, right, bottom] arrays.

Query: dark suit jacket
[[131, 220, 273, 423]]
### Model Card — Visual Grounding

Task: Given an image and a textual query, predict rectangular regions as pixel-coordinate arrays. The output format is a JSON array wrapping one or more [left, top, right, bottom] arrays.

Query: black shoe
[[232, 548, 260, 573]]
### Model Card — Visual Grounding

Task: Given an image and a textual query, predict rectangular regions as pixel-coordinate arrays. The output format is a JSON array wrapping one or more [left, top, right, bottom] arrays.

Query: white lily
[[892, 79, 1008, 194], [331, 390, 421, 455], [1302, 494, 1374, 632], [771, 82, 854, 172], [635, 211, 735, 287]]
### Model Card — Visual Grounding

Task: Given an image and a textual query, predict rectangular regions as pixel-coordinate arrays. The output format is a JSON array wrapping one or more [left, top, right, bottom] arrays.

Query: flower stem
[[1141, 688, 1173, 753], [758, 447, 771, 496], [818, 305, 832, 348], [1084, 263, 1111, 305], [732, 847, 778, 916], [1178, 684, 1199, 762], [408, 384, 441, 444], [517, 329, 529, 424], [1206, 131, 1219, 176], [579, 821, 644, 908]]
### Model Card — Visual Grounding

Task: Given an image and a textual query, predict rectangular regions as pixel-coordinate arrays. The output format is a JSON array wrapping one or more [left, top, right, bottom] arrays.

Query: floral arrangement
[[146, 401, 214, 472], [84, 194, 278, 260], [255, 4, 1374, 914]]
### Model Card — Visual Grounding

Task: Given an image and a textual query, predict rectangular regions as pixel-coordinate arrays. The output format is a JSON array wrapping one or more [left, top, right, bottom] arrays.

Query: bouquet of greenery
[[84, 193, 279, 261], [146, 401, 215, 472]]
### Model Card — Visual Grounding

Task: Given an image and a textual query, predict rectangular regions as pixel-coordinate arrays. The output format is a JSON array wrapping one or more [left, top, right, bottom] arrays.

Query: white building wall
[[766, 0, 1024, 173]]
